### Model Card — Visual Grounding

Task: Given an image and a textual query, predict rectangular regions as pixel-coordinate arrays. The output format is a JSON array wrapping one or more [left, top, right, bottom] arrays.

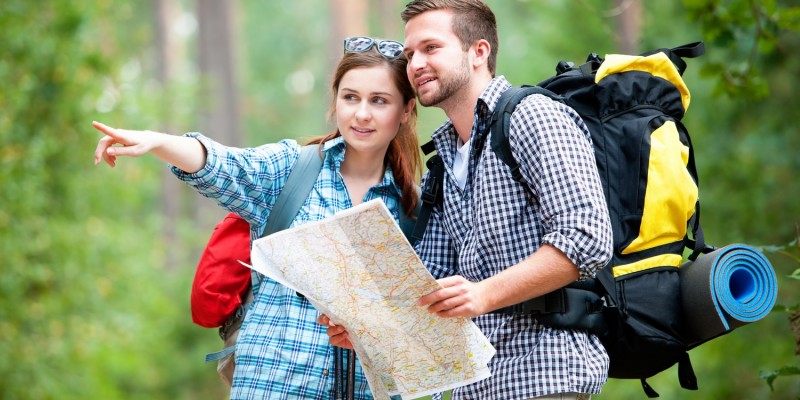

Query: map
[[247, 199, 495, 400]]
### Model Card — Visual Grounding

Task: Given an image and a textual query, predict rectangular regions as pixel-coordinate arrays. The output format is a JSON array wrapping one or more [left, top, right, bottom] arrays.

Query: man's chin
[[417, 92, 440, 107]]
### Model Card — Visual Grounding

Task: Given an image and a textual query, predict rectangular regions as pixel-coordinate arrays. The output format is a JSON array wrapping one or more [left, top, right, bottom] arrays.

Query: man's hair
[[401, 0, 498, 75]]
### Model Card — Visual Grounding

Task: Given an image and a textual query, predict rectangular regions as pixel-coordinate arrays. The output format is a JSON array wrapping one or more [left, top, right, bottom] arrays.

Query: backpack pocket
[[623, 117, 698, 255], [604, 111, 698, 259], [604, 267, 686, 379]]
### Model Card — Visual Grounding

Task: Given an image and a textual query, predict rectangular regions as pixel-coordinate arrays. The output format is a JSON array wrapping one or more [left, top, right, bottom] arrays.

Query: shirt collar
[[321, 135, 402, 198]]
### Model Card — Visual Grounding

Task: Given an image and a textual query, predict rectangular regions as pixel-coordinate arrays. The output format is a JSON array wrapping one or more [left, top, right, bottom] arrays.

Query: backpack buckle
[[556, 61, 574, 75], [219, 303, 246, 340]]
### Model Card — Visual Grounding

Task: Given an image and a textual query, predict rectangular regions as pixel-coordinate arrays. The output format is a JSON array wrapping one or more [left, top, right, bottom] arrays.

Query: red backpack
[[191, 212, 252, 328], [191, 145, 326, 331]]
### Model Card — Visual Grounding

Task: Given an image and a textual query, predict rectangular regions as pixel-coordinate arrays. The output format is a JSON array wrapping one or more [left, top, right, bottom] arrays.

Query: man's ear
[[471, 39, 491, 70]]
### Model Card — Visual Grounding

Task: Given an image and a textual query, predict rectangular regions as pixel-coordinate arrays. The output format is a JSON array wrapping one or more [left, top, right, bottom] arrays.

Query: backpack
[[413, 42, 715, 398], [197, 144, 325, 385], [193, 144, 420, 387], [191, 213, 252, 329]]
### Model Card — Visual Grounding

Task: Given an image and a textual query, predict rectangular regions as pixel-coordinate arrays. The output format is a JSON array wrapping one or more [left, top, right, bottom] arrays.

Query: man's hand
[[317, 314, 354, 350], [418, 275, 488, 318]]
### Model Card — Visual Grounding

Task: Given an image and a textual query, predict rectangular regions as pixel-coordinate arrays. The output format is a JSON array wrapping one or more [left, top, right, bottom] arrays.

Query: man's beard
[[418, 53, 470, 108]]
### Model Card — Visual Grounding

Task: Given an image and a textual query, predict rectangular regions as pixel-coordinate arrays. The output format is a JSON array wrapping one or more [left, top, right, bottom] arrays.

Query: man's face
[[403, 9, 470, 108]]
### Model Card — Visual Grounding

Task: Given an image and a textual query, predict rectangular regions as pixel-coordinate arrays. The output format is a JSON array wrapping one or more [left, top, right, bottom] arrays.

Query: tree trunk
[[153, 0, 183, 269], [195, 0, 240, 230], [328, 0, 369, 73], [377, 0, 401, 39], [613, 0, 642, 54]]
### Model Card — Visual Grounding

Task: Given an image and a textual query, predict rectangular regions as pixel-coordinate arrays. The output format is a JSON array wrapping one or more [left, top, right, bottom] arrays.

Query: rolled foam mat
[[679, 244, 778, 347]]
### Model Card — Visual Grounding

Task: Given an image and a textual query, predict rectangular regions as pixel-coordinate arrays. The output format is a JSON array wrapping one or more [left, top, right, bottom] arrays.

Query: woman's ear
[[401, 98, 416, 124]]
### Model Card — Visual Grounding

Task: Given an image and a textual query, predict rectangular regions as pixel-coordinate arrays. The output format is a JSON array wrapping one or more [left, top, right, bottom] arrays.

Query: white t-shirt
[[452, 136, 471, 190]]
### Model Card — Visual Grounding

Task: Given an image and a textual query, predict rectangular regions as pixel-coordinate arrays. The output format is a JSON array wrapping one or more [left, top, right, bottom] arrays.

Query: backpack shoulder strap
[[410, 140, 444, 243], [398, 196, 422, 246], [489, 85, 561, 185], [261, 145, 324, 238], [412, 85, 563, 243], [212, 145, 323, 362]]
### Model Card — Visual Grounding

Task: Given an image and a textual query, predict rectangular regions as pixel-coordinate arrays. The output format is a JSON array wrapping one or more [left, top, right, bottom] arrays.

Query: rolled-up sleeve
[[169, 132, 301, 228]]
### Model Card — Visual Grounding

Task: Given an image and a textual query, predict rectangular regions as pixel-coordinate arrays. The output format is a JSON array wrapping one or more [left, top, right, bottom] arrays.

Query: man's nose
[[408, 53, 426, 72]]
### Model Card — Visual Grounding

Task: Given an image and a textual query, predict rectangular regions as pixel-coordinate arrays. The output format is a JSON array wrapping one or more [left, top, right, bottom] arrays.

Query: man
[[324, 1, 613, 399], [403, 1, 613, 399]]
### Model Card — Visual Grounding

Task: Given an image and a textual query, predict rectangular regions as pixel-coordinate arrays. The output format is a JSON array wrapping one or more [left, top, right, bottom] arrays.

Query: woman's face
[[335, 65, 412, 158]]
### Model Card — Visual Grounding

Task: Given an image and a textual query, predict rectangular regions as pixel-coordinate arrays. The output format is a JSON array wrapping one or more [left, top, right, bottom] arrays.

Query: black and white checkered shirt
[[417, 76, 613, 399]]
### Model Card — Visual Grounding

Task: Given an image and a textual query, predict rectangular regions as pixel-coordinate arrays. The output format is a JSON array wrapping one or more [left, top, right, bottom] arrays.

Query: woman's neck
[[340, 149, 386, 205]]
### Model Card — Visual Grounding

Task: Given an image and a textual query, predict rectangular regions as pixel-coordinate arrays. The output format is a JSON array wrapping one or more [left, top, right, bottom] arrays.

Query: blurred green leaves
[[2, 0, 799, 399], [1, 1, 223, 399], [683, 0, 800, 99]]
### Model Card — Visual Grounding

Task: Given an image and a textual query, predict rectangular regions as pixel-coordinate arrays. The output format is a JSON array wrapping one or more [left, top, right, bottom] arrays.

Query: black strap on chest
[[411, 140, 444, 243]]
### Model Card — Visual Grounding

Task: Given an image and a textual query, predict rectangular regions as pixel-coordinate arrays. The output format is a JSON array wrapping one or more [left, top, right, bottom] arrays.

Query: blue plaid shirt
[[172, 134, 403, 399], [416, 76, 613, 400]]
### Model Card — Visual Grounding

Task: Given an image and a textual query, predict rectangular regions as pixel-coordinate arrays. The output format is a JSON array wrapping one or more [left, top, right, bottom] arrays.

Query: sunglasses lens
[[378, 41, 404, 58], [345, 37, 374, 53]]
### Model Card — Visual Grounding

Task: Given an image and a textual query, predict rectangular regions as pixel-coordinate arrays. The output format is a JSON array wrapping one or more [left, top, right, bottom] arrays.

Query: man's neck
[[442, 74, 493, 144]]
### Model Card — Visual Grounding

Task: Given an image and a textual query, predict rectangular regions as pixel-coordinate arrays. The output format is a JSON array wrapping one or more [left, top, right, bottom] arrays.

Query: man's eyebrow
[[404, 38, 435, 53]]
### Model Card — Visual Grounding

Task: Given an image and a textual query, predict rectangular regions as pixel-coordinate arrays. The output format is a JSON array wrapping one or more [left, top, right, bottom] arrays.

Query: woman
[[93, 37, 421, 399]]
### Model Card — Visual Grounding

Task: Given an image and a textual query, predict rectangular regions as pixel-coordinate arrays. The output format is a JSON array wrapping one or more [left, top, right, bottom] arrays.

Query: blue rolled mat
[[679, 244, 778, 347]]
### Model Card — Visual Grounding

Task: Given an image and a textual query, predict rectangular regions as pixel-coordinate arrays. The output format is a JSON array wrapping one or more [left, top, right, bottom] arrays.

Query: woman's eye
[[372, 97, 387, 105], [343, 94, 358, 101]]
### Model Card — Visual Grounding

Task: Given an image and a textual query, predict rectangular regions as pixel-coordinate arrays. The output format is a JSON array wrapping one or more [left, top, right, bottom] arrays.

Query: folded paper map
[[246, 199, 495, 400]]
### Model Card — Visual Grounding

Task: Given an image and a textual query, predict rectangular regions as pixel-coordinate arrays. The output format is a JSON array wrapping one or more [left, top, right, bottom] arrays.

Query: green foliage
[[680, 0, 800, 247], [762, 366, 800, 392], [239, 0, 334, 146], [3, 1, 799, 399], [758, 238, 800, 393], [683, 0, 800, 99], [0, 1, 224, 399]]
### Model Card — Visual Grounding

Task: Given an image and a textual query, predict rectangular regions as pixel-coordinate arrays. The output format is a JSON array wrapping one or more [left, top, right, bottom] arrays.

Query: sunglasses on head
[[343, 36, 404, 59]]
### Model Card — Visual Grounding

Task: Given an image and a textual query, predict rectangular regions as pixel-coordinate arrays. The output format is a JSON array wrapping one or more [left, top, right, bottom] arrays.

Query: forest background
[[1, 0, 799, 399]]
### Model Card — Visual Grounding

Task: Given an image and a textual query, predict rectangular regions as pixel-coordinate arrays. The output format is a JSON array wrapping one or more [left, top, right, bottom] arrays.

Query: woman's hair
[[307, 47, 421, 216], [401, 0, 498, 76]]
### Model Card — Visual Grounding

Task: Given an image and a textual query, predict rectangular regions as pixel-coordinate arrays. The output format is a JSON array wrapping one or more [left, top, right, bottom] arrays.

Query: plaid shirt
[[416, 76, 613, 400], [173, 135, 403, 399]]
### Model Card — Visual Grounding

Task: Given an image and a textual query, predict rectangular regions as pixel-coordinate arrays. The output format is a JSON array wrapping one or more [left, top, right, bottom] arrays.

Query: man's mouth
[[417, 77, 436, 88]]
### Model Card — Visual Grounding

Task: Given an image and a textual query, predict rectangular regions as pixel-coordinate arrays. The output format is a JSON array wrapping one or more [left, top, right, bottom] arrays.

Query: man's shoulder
[[513, 92, 568, 117]]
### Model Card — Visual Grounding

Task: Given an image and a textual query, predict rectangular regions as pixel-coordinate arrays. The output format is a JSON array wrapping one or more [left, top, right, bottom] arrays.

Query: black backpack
[[412, 42, 716, 398]]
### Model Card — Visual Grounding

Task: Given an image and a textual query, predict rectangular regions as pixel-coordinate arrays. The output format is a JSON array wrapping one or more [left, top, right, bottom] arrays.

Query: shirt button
[[322, 369, 329, 376]]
